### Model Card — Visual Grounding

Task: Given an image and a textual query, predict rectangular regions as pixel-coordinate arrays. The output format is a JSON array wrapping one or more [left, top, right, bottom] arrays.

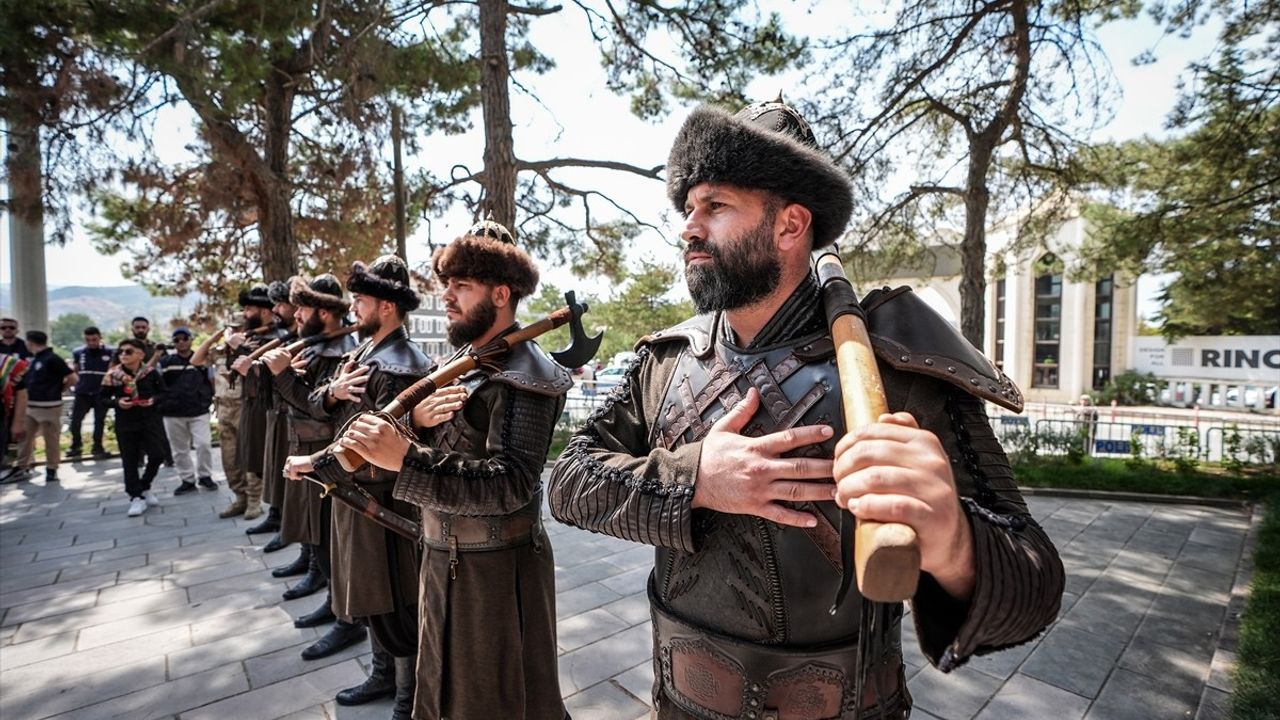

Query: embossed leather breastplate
[[651, 330, 869, 646]]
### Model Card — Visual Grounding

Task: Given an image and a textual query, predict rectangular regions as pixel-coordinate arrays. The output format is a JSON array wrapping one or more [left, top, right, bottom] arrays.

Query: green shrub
[[1091, 369, 1160, 406]]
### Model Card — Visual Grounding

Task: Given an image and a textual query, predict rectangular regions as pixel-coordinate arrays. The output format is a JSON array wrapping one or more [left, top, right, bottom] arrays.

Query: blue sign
[[1132, 424, 1165, 436], [1000, 416, 1030, 426], [1096, 439, 1132, 454]]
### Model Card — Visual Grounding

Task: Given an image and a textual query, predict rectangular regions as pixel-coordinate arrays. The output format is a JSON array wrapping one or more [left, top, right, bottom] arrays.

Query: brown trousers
[[216, 396, 254, 498]]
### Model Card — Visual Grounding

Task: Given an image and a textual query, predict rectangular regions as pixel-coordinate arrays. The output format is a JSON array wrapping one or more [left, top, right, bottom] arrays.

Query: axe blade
[[551, 290, 603, 369]]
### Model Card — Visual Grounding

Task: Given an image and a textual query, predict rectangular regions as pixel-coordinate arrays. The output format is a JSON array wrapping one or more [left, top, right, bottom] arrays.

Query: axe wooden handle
[[817, 252, 921, 603]]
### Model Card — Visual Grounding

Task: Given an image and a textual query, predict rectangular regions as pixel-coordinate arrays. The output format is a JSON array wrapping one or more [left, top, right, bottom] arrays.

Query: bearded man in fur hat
[[328, 219, 570, 720], [259, 275, 358, 639], [235, 280, 298, 552], [218, 282, 280, 521], [549, 99, 1065, 719], [283, 255, 430, 719]]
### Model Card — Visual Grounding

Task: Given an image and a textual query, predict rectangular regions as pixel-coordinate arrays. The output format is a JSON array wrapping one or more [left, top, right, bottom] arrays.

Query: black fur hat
[[290, 274, 350, 313], [432, 218, 539, 302], [238, 283, 273, 309], [347, 255, 421, 313], [267, 279, 293, 306], [665, 100, 853, 248]]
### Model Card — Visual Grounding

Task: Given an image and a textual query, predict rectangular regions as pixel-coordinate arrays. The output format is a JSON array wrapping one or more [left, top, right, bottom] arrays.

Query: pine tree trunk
[[959, 152, 991, 350], [478, 0, 518, 232], [258, 68, 298, 282], [3, 102, 49, 333]]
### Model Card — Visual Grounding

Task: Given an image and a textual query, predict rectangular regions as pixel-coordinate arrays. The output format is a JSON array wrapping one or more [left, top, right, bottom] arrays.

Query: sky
[[1, 5, 1220, 318]]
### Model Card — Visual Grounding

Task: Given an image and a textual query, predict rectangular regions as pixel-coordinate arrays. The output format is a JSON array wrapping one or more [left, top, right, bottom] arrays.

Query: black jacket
[[157, 352, 213, 417]]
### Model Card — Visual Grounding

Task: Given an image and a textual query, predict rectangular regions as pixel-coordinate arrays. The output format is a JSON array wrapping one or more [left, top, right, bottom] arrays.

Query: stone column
[[5, 119, 48, 333]]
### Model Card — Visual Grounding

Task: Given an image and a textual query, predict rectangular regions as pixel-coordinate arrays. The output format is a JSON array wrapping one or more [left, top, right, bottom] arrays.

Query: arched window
[[1032, 253, 1061, 388]]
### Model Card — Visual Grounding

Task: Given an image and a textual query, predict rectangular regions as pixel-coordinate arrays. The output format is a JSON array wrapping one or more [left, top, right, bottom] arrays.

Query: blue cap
[[172, 327, 192, 338]]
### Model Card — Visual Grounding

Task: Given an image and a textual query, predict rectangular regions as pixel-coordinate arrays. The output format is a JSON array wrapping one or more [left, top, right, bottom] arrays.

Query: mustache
[[683, 240, 720, 262]]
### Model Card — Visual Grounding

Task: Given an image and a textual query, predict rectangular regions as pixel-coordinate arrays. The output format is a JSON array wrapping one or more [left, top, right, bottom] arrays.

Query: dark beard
[[357, 314, 382, 337], [446, 296, 497, 347], [684, 215, 782, 313], [300, 314, 326, 338], [132, 330, 148, 340], [243, 313, 263, 332]]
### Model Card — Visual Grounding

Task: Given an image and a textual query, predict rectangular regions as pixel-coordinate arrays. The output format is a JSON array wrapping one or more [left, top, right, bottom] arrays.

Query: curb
[[1019, 486, 1251, 509]]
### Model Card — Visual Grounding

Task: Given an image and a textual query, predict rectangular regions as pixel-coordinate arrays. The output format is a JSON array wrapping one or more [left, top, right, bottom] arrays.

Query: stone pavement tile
[[1084, 667, 1200, 720], [599, 565, 650, 595], [974, 673, 1091, 720], [169, 621, 319, 679], [55, 553, 147, 582], [47, 663, 250, 720], [12, 588, 190, 644], [244, 633, 370, 689], [1, 624, 191, 689], [13, 534, 76, 553], [1124, 528, 1189, 561], [0, 630, 77, 669], [1058, 577, 1155, 640], [190, 605, 300, 645], [33, 538, 116, 562], [119, 561, 173, 582], [181, 658, 368, 720], [601, 544, 656, 573], [1187, 525, 1244, 553], [1020, 624, 1127, 698], [0, 656, 167, 720], [963, 638, 1037, 681], [559, 622, 653, 695], [1046, 502, 1106, 526], [613, 661, 654, 707], [89, 537, 181, 564], [1116, 637, 1211, 687], [96, 579, 171, 605], [1, 588, 99, 626], [1165, 563, 1234, 606], [564, 679, 650, 720], [157, 545, 260, 576], [1194, 686, 1230, 720], [76, 586, 280, 649], [558, 607, 634, 652], [907, 664, 1003, 720], [0, 569, 118, 609], [1133, 593, 1223, 656], [281, 699, 394, 720], [186, 570, 289, 604], [602, 591, 652, 627], [166, 557, 268, 588], [0, 569, 60, 593], [556, 581, 624, 620], [1206, 648, 1234, 692], [4, 553, 94, 581], [0, 550, 37, 567], [556, 558, 631, 592]]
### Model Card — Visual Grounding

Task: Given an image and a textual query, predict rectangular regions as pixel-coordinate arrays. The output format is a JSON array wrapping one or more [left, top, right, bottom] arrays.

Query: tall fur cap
[[432, 221, 539, 302], [665, 104, 853, 248], [267, 279, 293, 305], [347, 255, 421, 312], [238, 283, 273, 309], [289, 274, 350, 313]]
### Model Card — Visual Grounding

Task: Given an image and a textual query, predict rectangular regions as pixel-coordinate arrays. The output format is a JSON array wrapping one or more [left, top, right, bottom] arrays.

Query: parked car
[[595, 365, 628, 392]]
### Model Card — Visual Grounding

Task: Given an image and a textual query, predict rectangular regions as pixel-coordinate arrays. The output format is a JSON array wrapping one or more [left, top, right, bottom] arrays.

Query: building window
[[1093, 275, 1113, 390], [1032, 254, 1061, 388], [994, 278, 1006, 370]]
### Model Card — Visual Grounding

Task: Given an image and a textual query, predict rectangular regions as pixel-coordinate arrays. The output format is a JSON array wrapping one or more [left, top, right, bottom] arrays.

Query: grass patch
[[1233, 494, 1280, 720], [1013, 457, 1280, 501]]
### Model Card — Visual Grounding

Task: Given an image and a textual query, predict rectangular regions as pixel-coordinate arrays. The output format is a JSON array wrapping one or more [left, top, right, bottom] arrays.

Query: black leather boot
[[301, 619, 365, 661], [294, 593, 336, 628], [261, 531, 289, 553], [335, 648, 396, 705], [391, 655, 416, 720], [282, 549, 327, 600], [246, 505, 281, 535], [272, 544, 311, 578]]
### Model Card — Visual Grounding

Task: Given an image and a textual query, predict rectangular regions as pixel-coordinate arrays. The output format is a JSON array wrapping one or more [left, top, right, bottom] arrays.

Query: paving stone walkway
[[0, 458, 1256, 720]]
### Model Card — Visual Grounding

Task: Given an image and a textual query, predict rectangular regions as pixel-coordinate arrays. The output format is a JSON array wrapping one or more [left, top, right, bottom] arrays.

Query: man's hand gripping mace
[[817, 248, 921, 605], [321, 292, 602, 473]]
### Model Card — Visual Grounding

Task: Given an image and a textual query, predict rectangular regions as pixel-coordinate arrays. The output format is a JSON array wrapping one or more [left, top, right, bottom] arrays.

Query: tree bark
[[257, 65, 298, 282], [959, 151, 992, 349], [3, 102, 49, 333], [478, 0, 518, 232]]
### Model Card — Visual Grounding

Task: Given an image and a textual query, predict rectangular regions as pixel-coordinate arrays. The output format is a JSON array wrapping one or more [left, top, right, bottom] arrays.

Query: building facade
[[407, 293, 451, 362], [863, 215, 1139, 405]]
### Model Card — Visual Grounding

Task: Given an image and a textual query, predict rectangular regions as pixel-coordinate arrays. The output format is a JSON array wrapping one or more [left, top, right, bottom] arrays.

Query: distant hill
[[0, 284, 206, 335]]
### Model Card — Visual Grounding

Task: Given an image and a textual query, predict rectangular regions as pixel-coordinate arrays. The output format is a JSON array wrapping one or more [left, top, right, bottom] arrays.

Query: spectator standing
[[159, 328, 217, 494], [117, 316, 171, 468], [0, 318, 31, 478], [107, 338, 167, 516], [70, 327, 114, 458], [15, 331, 77, 483]]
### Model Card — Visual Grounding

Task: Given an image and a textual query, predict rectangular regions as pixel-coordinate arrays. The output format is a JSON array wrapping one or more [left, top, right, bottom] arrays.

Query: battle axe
[[816, 247, 921, 604]]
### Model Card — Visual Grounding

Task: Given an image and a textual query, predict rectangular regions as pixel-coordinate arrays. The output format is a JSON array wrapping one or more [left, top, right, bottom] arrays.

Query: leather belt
[[651, 588, 906, 720], [288, 418, 334, 442], [420, 507, 543, 552]]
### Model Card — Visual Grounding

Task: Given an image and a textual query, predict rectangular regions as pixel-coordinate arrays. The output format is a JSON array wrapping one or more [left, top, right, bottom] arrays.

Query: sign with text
[[1131, 335, 1280, 383]]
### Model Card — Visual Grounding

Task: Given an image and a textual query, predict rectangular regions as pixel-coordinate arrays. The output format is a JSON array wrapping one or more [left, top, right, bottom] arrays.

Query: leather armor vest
[[650, 322, 902, 649]]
